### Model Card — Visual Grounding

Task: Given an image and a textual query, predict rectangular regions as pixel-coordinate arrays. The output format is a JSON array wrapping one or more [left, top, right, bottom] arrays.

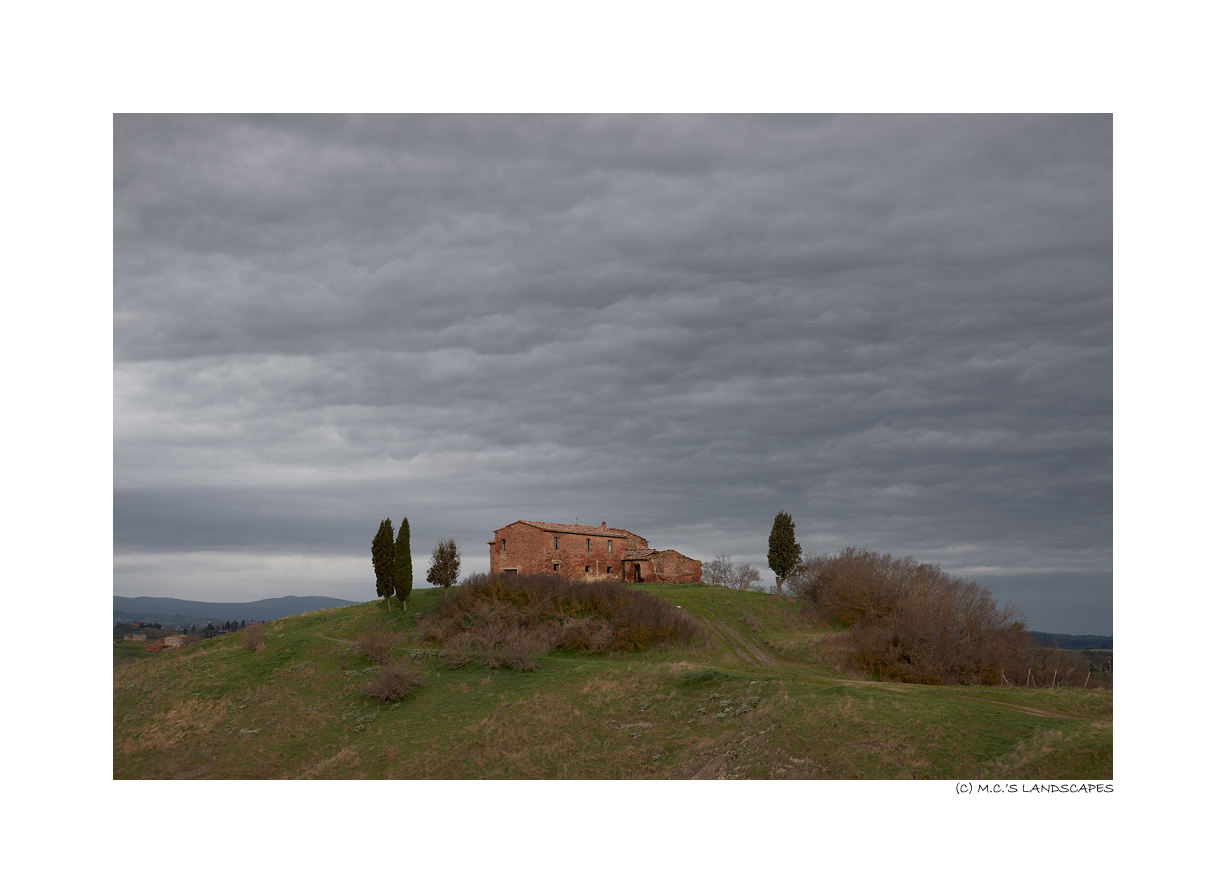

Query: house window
[[553, 563, 560, 572], [606, 566, 612, 574], [586, 538, 591, 552], [553, 536, 559, 549], [585, 566, 591, 573], [501, 539, 506, 553], [608, 540, 613, 553]]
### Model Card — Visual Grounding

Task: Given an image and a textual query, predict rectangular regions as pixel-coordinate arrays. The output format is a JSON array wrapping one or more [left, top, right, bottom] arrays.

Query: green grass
[[114, 641, 158, 665], [113, 584, 1112, 779]]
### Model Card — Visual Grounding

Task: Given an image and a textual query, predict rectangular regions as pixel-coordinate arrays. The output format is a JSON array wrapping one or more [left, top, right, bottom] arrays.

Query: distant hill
[[1030, 631, 1113, 650], [114, 594, 364, 627]]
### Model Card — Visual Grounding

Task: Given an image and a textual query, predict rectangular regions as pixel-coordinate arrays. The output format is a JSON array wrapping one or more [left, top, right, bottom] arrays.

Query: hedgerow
[[791, 547, 1042, 686], [419, 573, 703, 669]]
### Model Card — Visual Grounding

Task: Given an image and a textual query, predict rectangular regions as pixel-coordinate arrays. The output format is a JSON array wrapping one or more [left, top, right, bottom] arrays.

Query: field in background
[[113, 582, 1112, 779]]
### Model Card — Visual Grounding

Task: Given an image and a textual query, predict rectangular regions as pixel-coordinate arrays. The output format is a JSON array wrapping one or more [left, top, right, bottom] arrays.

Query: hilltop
[[113, 582, 1112, 779]]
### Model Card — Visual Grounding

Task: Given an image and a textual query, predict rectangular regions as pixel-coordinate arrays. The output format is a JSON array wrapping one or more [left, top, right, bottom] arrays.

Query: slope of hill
[[113, 594, 363, 627], [113, 583, 1112, 779]]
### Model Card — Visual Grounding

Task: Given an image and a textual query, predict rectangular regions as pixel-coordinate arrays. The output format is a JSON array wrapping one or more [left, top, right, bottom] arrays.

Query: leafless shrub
[[438, 643, 474, 668], [704, 554, 762, 591], [243, 625, 266, 651], [791, 547, 1039, 686], [363, 664, 423, 702], [729, 562, 762, 591], [354, 623, 402, 664], [703, 553, 734, 587], [420, 572, 702, 665]]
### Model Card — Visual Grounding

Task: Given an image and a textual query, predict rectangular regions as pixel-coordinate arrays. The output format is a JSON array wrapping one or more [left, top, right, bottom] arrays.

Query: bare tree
[[703, 553, 734, 587], [729, 562, 762, 591], [703, 554, 762, 591]]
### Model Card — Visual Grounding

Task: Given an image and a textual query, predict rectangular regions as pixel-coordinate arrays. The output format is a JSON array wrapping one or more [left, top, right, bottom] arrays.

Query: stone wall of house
[[626, 549, 703, 584], [490, 522, 648, 579]]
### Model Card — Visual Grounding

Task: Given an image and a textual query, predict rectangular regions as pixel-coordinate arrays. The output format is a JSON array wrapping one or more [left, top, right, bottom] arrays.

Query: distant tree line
[[203, 620, 247, 636], [1030, 632, 1112, 650]]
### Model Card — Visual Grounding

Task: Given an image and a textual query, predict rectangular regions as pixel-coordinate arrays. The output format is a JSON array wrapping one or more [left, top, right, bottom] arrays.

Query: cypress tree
[[767, 510, 802, 590], [394, 517, 413, 611], [372, 517, 395, 612]]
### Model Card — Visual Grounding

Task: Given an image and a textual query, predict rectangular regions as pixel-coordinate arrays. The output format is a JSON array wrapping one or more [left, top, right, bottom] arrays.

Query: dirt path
[[682, 609, 1098, 727], [976, 698, 1086, 721], [688, 606, 780, 668]]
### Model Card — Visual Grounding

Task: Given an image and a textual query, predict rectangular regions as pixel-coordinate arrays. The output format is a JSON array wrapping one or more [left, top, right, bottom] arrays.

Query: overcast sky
[[113, 114, 1111, 633]]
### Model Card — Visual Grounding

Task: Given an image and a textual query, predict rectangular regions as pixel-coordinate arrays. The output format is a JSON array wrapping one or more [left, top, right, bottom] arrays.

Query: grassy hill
[[113, 582, 1112, 779]]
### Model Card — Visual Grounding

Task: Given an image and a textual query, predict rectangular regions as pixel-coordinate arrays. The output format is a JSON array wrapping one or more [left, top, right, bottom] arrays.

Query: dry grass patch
[[994, 728, 1066, 774], [117, 697, 229, 755], [459, 693, 579, 776], [298, 746, 362, 779]]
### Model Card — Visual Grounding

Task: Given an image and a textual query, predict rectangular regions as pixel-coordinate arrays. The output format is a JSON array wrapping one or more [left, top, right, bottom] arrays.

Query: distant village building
[[122, 633, 147, 641], [163, 634, 189, 649], [145, 641, 164, 652], [489, 520, 702, 584]]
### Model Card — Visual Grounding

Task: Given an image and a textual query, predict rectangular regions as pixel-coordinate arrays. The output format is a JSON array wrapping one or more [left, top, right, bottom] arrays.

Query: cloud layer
[[114, 114, 1112, 632]]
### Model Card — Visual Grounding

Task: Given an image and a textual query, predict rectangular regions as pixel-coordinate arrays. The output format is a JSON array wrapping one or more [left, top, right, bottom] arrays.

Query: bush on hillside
[[354, 623, 402, 664], [243, 625, 266, 651], [789, 548, 1035, 685], [420, 573, 704, 669], [364, 664, 422, 702]]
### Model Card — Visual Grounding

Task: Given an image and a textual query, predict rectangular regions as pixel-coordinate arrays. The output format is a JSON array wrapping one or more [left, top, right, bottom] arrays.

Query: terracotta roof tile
[[622, 549, 658, 560], [510, 520, 641, 539]]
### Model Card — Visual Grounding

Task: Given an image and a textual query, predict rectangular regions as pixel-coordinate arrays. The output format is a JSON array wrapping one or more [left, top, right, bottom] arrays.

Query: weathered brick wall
[[490, 522, 647, 579], [636, 549, 702, 584]]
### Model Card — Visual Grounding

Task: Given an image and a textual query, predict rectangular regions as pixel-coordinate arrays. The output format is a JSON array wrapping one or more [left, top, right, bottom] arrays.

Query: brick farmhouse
[[489, 520, 702, 584]]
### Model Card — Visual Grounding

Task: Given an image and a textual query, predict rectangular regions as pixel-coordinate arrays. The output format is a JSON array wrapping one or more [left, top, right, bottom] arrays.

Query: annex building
[[489, 520, 702, 584]]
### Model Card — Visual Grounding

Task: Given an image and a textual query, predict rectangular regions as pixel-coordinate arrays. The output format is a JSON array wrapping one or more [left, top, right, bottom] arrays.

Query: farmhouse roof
[[502, 520, 640, 539], [622, 549, 659, 560]]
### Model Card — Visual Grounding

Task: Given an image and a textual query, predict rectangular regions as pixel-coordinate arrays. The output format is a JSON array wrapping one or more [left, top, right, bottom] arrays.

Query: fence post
[[1085, 670, 1091, 688], [1052, 669, 1058, 689]]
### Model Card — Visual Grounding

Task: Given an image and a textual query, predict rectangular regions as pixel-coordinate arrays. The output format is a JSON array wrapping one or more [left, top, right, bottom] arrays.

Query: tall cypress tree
[[394, 517, 413, 611], [372, 518, 395, 612], [767, 510, 802, 591]]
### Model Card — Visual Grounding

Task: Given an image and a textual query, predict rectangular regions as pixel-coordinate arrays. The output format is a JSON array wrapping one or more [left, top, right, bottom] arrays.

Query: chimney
[[601, 521, 606, 528]]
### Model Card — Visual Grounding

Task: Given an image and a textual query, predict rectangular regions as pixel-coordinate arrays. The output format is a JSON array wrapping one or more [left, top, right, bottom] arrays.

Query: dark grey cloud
[[114, 114, 1111, 632]]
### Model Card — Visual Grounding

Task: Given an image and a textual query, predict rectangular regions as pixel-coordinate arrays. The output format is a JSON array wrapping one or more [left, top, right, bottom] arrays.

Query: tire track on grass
[[686, 604, 779, 668]]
